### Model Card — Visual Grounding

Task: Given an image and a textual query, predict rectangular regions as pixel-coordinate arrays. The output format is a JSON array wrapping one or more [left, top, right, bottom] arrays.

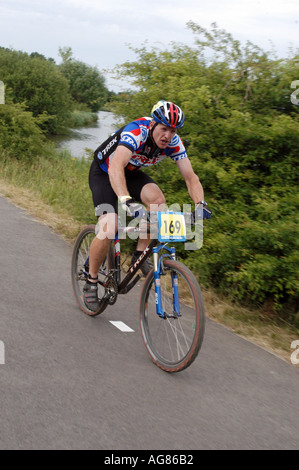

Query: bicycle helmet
[[151, 100, 185, 129]]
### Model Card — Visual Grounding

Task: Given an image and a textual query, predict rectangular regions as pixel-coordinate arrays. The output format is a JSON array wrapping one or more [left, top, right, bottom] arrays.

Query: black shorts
[[89, 160, 157, 216]]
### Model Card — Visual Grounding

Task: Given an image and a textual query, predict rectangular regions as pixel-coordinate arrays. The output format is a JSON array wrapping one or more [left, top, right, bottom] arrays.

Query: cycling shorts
[[89, 160, 156, 216]]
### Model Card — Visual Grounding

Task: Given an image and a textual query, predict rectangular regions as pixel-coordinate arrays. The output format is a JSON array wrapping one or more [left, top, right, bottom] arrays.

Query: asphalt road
[[0, 195, 298, 450]]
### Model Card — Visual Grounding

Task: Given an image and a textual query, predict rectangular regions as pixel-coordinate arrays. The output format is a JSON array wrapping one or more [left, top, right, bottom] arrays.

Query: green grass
[[0, 147, 96, 227], [67, 110, 98, 128]]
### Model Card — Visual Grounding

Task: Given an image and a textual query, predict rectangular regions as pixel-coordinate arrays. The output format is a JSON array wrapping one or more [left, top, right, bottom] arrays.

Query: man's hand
[[119, 196, 144, 218], [192, 202, 212, 223]]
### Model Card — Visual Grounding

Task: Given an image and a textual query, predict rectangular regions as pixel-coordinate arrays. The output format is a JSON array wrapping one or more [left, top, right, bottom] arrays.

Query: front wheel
[[139, 259, 205, 373]]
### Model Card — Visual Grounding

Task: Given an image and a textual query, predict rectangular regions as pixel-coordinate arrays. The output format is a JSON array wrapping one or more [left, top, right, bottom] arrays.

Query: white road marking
[[109, 321, 135, 333]]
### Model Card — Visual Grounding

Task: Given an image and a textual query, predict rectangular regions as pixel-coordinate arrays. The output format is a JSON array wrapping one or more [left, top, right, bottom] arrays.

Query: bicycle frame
[[94, 209, 199, 317], [114, 236, 157, 294], [110, 230, 180, 319]]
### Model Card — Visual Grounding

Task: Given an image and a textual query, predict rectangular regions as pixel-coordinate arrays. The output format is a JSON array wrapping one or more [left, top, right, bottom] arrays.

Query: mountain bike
[[71, 210, 206, 373]]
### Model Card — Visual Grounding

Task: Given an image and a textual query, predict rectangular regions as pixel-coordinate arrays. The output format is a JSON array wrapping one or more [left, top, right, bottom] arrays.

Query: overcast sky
[[0, 0, 298, 91]]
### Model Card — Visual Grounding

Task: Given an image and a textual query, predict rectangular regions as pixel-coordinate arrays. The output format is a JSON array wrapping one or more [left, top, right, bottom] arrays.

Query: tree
[[59, 47, 108, 112], [0, 47, 72, 133], [58, 46, 73, 63]]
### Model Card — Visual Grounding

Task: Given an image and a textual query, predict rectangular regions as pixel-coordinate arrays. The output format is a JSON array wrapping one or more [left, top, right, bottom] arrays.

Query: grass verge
[[0, 150, 298, 364], [67, 110, 98, 128]]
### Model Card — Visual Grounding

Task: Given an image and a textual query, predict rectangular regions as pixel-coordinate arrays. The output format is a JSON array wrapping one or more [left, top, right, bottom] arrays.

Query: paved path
[[0, 195, 298, 450]]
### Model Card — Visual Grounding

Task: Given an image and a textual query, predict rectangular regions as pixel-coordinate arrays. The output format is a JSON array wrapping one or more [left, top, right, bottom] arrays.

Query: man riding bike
[[84, 100, 211, 312]]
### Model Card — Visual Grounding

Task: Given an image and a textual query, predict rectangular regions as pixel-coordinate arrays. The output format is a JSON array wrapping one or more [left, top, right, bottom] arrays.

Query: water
[[53, 111, 120, 158]]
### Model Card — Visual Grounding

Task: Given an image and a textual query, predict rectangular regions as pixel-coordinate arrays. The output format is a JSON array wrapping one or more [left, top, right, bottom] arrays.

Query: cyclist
[[84, 100, 211, 311]]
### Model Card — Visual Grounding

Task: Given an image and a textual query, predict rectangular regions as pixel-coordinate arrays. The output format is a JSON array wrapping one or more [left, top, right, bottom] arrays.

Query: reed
[[67, 110, 98, 128]]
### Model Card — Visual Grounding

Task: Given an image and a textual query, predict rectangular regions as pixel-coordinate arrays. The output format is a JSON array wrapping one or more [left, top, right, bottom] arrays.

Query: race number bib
[[158, 212, 186, 242]]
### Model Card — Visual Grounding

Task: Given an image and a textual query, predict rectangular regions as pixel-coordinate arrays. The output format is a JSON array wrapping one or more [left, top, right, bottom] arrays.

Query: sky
[[0, 0, 298, 91]]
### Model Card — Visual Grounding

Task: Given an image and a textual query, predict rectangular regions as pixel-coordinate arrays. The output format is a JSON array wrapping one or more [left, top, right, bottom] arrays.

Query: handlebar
[[134, 204, 211, 223], [119, 209, 206, 237]]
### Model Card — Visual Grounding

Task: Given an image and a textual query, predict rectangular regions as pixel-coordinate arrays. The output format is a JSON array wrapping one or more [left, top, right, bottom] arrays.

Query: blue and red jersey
[[98, 117, 187, 173]]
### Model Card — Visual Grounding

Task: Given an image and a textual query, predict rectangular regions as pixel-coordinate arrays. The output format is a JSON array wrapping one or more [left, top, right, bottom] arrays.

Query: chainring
[[105, 277, 118, 305]]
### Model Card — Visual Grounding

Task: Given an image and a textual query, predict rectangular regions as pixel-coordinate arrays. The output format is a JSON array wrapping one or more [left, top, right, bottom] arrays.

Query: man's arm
[[108, 145, 133, 198], [175, 157, 205, 203]]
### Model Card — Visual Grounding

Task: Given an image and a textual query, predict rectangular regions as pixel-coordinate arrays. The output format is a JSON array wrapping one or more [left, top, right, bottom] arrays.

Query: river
[[53, 111, 119, 158]]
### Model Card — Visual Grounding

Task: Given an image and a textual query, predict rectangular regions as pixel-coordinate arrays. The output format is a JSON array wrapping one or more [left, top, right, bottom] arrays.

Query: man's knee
[[154, 194, 166, 206], [148, 198, 165, 212], [141, 184, 166, 209], [149, 190, 166, 211]]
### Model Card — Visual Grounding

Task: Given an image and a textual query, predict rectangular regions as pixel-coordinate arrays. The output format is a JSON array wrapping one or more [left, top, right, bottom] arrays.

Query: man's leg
[[136, 182, 166, 251], [89, 213, 118, 279], [130, 183, 165, 276], [84, 212, 117, 311]]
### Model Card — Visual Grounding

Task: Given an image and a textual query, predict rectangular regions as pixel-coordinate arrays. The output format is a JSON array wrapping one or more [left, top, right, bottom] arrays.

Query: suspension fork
[[153, 245, 181, 318], [153, 246, 164, 317], [114, 234, 121, 285]]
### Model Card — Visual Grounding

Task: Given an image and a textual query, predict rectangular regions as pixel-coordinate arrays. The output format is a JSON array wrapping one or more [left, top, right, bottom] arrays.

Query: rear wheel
[[139, 259, 205, 372], [71, 225, 114, 316]]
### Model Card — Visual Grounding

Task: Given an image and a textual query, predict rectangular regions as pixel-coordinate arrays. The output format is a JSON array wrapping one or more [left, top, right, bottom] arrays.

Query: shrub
[[0, 102, 47, 161]]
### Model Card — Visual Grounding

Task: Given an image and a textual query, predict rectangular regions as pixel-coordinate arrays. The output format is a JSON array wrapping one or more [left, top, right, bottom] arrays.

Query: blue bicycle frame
[[152, 244, 181, 319], [94, 211, 187, 319]]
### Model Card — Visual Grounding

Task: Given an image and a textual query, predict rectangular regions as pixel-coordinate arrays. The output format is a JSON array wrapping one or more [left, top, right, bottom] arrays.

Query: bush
[[59, 47, 108, 112], [0, 102, 48, 161]]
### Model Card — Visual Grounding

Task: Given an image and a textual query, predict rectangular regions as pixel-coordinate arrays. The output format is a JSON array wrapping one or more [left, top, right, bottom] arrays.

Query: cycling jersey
[[96, 117, 187, 173]]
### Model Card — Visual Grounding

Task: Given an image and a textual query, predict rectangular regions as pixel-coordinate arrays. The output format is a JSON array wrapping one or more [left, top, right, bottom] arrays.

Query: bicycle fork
[[152, 245, 181, 319]]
